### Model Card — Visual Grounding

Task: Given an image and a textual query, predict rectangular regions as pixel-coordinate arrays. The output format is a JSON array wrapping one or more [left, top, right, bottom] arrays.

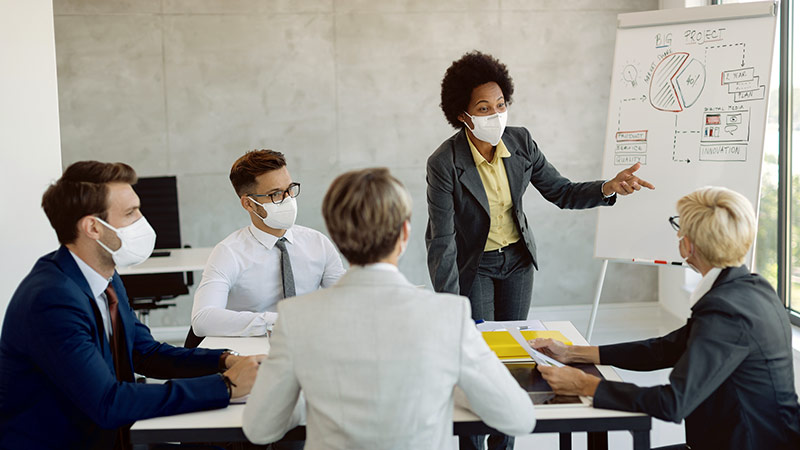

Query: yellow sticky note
[[482, 330, 572, 360]]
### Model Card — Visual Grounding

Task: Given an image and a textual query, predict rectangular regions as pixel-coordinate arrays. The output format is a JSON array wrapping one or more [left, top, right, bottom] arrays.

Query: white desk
[[131, 321, 651, 450], [117, 247, 213, 275]]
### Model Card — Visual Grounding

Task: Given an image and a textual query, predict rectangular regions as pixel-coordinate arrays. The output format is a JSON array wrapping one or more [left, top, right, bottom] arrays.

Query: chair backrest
[[134, 176, 182, 249], [122, 176, 189, 302]]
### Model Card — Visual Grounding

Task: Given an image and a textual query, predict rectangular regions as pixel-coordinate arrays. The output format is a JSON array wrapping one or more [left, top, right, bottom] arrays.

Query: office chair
[[120, 176, 192, 327]]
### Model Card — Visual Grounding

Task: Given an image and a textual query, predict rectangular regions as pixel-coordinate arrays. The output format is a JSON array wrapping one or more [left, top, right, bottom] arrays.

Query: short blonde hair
[[676, 186, 756, 267], [322, 168, 412, 265]]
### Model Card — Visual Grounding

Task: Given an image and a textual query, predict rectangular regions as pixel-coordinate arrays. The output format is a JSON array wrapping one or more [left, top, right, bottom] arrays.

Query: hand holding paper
[[505, 327, 565, 368]]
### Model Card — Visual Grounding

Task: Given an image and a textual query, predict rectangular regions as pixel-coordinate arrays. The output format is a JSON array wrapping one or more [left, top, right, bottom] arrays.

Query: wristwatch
[[218, 350, 241, 372]]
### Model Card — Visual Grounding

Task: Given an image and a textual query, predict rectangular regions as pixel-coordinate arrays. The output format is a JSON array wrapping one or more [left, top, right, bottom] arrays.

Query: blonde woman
[[530, 186, 800, 450]]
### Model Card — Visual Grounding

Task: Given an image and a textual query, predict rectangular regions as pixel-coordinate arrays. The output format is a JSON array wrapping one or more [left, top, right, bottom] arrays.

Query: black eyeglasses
[[668, 215, 680, 231], [249, 182, 301, 205]]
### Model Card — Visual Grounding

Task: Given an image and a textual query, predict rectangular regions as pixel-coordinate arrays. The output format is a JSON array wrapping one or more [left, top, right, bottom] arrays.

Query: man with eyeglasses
[[189, 149, 345, 344]]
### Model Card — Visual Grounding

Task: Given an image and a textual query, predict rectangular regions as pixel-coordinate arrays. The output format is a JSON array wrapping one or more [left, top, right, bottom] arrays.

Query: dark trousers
[[460, 240, 534, 450], [468, 240, 534, 321]]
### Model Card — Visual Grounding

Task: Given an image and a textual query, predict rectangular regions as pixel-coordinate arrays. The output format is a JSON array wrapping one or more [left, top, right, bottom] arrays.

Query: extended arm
[[29, 294, 229, 429], [593, 311, 749, 423], [191, 245, 275, 336], [457, 300, 536, 435], [242, 310, 304, 444], [525, 129, 616, 209]]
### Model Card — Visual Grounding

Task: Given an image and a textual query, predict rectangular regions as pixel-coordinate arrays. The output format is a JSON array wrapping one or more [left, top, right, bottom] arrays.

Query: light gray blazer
[[242, 265, 535, 449]]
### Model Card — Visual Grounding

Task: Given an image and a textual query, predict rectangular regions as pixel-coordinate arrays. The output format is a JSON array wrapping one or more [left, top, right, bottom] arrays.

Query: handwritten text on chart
[[616, 143, 647, 153], [699, 144, 747, 161], [684, 27, 726, 45], [615, 130, 647, 142], [615, 155, 647, 165]]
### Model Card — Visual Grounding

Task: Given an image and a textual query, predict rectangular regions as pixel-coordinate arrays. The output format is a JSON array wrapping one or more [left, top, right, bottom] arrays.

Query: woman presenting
[[426, 51, 653, 323]]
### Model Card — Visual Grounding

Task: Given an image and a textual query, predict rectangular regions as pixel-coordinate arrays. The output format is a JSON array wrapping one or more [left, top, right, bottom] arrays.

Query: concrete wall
[[0, 0, 63, 330], [53, 0, 660, 329]]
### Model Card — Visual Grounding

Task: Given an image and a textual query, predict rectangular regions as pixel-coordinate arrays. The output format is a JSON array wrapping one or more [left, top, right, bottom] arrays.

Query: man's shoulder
[[291, 225, 334, 245], [9, 253, 81, 311]]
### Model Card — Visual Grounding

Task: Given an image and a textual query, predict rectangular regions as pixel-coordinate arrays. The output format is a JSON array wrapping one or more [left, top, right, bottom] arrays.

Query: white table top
[[131, 321, 646, 434], [117, 247, 213, 275]]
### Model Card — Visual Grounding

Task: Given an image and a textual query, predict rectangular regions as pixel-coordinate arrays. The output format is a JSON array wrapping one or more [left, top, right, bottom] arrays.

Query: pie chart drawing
[[649, 52, 706, 112]]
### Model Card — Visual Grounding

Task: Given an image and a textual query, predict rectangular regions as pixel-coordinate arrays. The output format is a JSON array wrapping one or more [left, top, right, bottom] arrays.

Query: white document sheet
[[476, 319, 546, 332], [505, 327, 565, 368]]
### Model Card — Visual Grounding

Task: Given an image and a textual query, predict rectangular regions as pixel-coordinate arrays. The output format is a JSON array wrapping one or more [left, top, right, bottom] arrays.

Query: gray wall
[[54, 0, 659, 329]]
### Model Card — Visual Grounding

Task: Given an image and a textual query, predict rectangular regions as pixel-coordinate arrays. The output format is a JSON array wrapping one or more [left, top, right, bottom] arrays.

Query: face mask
[[95, 216, 156, 268], [249, 196, 298, 230], [463, 110, 508, 146], [678, 236, 699, 274]]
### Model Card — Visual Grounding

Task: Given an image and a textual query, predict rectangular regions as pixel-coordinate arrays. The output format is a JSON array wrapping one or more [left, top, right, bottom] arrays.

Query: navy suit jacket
[[425, 127, 614, 295], [594, 266, 800, 450], [0, 246, 230, 449]]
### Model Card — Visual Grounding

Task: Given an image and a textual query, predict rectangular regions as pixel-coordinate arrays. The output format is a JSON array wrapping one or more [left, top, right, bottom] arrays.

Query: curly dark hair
[[440, 51, 514, 129]]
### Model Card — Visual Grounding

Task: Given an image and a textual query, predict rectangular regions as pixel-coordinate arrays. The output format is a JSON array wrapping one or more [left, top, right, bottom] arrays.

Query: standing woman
[[426, 51, 653, 322], [425, 50, 653, 450]]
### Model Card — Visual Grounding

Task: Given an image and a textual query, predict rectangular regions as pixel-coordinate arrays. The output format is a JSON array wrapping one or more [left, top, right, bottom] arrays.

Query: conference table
[[117, 247, 213, 275], [130, 321, 651, 450]]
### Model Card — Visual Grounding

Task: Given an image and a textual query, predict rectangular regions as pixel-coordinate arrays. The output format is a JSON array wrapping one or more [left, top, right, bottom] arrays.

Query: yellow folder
[[481, 330, 572, 360]]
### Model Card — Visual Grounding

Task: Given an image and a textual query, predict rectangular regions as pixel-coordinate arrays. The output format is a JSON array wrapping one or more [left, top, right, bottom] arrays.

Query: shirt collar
[[248, 223, 294, 250], [689, 267, 723, 306], [359, 262, 399, 273], [465, 128, 511, 166], [68, 250, 112, 298]]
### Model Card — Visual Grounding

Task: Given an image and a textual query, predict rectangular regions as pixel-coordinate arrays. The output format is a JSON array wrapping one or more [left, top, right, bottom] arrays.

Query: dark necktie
[[274, 237, 296, 298], [104, 284, 133, 450]]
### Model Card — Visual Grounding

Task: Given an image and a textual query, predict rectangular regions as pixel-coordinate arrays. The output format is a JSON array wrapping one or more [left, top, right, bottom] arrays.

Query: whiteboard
[[594, 1, 778, 264]]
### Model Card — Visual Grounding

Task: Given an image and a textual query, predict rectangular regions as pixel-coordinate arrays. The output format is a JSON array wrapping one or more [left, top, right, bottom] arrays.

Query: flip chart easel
[[586, 2, 777, 341]]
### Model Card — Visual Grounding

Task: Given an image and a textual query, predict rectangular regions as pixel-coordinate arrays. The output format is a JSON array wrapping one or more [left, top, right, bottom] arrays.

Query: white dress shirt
[[69, 251, 113, 340], [191, 224, 345, 337], [689, 267, 723, 306]]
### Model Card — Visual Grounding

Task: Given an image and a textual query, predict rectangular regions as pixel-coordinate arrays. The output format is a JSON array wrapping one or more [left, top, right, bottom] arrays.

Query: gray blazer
[[594, 265, 800, 450], [425, 126, 614, 295], [241, 266, 536, 449]]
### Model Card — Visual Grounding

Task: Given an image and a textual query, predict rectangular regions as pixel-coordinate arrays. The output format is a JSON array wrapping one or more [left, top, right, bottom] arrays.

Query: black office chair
[[120, 176, 193, 327]]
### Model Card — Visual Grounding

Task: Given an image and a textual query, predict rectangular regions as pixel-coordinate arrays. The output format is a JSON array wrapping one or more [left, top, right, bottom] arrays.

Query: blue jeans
[[460, 240, 534, 450]]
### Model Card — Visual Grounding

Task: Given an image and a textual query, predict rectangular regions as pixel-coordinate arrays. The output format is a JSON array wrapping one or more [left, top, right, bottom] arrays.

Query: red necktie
[[104, 284, 130, 381], [104, 284, 133, 450]]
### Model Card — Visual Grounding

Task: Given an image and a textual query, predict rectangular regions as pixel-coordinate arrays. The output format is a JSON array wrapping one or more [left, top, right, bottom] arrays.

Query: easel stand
[[586, 259, 609, 343]]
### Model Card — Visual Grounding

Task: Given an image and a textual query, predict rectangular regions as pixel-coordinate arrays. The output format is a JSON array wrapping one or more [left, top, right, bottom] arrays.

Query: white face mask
[[463, 110, 508, 146], [95, 216, 156, 268], [249, 196, 298, 230]]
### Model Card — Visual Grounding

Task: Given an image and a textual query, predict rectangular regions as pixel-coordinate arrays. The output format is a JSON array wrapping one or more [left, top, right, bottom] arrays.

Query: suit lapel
[[503, 148, 525, 206], [454, 131, 490, 216], [53, 246, 113, 360]]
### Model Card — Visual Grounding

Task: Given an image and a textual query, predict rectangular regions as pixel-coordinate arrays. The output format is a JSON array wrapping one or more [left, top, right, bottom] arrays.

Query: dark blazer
[[594, 265, 800, 450], [0, 246, 230, 450], [425, 126, 614, 295]]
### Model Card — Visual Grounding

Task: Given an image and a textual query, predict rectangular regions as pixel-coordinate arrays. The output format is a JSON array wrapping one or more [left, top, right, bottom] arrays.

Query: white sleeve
[[191, 244, 275, 336], [242, 305, 304, 444], [319, 234, 346, 288], [456, 299, 536, 435]]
